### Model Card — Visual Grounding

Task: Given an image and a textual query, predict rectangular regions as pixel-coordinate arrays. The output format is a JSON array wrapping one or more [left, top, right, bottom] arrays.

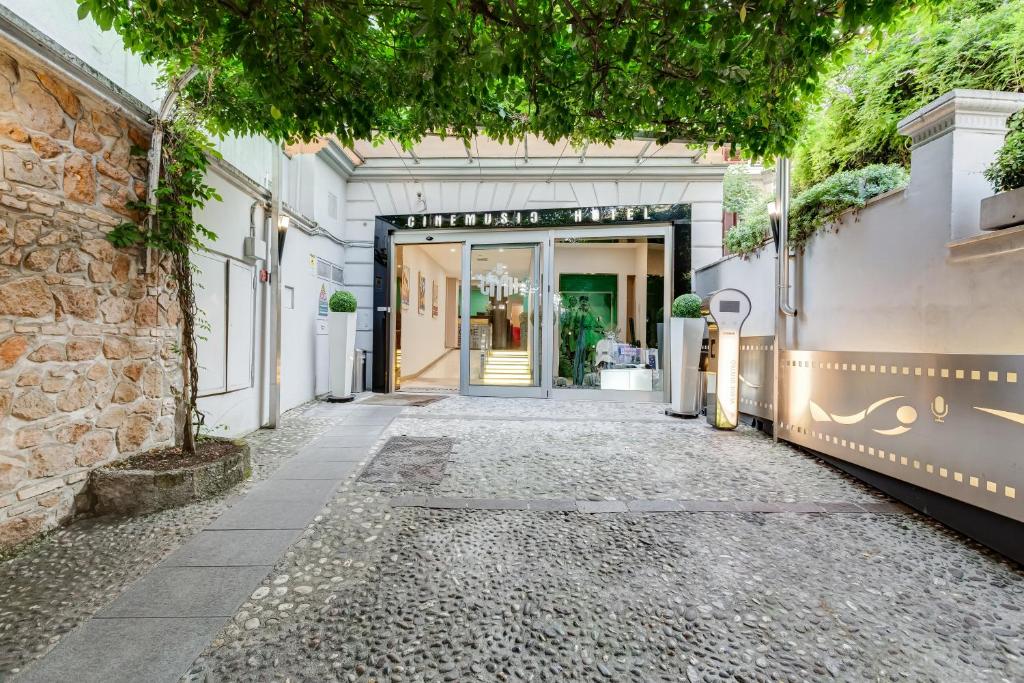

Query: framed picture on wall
[[400, 266, 410, 308], [431, 280, 439, 318], [417, 271, 426, 315]]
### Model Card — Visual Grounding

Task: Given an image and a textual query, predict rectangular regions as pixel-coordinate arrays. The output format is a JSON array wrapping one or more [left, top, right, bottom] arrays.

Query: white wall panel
[[506, 183, 533, 209], [570, 182, 599, 206], [226, 261, 255, 391], [692, 221, 725, 248], [639, 182, 665, 205], [344, 263, 375, 287], [681, 182, 724, 202], [617, 183, 641, 205], [345, 218, 375, 242], [370, 183, 397, 215], [660, 182, 687, 204], [691, 247, 722, 272], [692, 202, 725, 222], [194, 252, 228, 396]]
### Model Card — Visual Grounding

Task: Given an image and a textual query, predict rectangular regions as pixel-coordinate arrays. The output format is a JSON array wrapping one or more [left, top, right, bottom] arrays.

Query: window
[[327, 191, 338, 219], [284, 285, 295, 310]]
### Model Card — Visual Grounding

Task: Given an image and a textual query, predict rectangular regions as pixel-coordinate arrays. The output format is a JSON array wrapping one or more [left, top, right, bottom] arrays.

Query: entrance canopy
[[342, 134, 718, 167]]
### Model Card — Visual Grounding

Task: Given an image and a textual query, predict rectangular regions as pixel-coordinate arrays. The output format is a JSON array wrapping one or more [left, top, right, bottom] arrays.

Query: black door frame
[[372, 204, 692, 393]]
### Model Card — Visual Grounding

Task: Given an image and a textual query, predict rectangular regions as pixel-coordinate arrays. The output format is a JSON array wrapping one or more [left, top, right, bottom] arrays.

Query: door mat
[[359, 394, 448, 407], [358, 436, 454, 486]]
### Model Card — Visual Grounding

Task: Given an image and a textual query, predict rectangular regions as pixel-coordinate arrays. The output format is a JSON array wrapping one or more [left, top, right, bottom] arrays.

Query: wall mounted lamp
[[277, 215, 291, 261]]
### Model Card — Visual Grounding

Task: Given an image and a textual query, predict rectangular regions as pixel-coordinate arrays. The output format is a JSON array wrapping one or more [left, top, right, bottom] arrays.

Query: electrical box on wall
[[243, 236, 267, 262], [357, 310, 371, 330]]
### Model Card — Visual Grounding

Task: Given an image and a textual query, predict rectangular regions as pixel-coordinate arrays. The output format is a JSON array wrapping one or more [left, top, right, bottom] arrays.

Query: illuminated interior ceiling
[[341, 134, 726, 166]]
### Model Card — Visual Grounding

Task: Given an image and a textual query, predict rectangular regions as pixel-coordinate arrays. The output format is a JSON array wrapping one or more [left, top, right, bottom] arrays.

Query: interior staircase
[[480, 349, 533, 385]]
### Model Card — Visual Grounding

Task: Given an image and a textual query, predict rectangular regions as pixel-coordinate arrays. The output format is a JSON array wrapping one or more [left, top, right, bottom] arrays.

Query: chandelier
[[474, 263, 533, 299]]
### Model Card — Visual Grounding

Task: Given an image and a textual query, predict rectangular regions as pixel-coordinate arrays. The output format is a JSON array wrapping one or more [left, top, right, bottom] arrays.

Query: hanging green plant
[[106, 107, 221, 457]]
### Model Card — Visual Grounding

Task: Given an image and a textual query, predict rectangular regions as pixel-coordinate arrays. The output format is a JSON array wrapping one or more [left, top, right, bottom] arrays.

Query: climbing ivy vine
[[106, 109, 221, 456], [76, 0, 924, 156]]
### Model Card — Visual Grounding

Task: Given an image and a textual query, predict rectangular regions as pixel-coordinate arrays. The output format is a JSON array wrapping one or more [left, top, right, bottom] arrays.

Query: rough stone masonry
[[0, 41, 181, 550]]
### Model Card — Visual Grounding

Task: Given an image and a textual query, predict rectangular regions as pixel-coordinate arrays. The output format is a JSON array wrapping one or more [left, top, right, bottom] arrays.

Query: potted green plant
[[981, 110, 1024, 231], [668, 293, 705, 418], [328, 290, 358, 402]]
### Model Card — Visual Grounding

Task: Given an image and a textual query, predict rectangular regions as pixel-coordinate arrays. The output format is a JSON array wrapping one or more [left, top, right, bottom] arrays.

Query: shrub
[[723, 164, 773, 256], [724, 207, 771, 255], [985, 111, 1024, 193], [723, 164, 909, 256], [789, 164, 909, 247], [671, 293, 703, 319], [791, 0, 1024, 191], [329, 290, 357, 313], [723, 165, 766, 214]]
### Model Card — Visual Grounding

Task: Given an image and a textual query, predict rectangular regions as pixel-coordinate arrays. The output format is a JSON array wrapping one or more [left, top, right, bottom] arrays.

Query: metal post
[[267, 147, 283, 428], [773, 158, 797, 442]]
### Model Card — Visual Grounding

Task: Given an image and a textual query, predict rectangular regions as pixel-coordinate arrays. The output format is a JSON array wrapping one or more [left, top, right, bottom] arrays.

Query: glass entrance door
[[461, 239, 545, 397]]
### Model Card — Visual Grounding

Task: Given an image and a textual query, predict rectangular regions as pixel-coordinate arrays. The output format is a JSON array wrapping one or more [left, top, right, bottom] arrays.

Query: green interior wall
[[559, 273, 617, 325], [469, 289, 490, 316]]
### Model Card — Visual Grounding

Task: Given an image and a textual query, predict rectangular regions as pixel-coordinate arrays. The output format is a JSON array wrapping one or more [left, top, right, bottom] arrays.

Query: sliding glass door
[[461, 236, 546, 398]]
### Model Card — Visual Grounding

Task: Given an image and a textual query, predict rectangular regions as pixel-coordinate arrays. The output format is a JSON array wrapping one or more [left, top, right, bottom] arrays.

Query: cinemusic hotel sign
[[380, 203, 689, 230]]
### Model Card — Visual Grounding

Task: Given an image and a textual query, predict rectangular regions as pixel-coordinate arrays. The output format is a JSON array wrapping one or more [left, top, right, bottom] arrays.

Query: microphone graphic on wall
[[931, 396, 949, 423]]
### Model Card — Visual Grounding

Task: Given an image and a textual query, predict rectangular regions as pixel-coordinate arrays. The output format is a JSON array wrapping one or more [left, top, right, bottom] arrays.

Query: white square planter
[[328, 311, 357, 401], [980, 185, 1024, 231], [668, 317, 706, 417]]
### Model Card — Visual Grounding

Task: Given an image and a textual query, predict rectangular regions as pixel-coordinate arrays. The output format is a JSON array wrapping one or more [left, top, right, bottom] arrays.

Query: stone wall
[[0, 43, 180, 549]]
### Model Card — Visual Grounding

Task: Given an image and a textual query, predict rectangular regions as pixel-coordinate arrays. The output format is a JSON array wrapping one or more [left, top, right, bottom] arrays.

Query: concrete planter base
[[90, 439, 251, 516], [980, 185, 1024, 231]]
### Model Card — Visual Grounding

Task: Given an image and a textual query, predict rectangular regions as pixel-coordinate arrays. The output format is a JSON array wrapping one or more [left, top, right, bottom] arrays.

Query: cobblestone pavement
[[0, 401, 344, 679], [185, 397, 1024, 683]]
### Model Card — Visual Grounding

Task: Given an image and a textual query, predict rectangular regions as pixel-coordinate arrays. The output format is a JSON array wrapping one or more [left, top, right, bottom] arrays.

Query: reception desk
[[600, 367, 654, 391]]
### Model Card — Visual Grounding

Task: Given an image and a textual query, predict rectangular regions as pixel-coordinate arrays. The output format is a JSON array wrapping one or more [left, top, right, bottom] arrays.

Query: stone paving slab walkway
[[3, 396, 1023, 683], [0, 401, 399, 681]]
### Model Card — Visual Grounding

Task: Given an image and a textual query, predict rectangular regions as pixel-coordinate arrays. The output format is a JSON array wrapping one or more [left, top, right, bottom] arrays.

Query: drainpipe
[[776, 158, 798, 319], [143, 65, 199, 272], [267, 147, 284, 428], [773, 157, 797, 441]]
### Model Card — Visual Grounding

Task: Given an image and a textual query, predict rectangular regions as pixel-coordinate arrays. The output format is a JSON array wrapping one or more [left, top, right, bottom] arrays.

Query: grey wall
[[694, 251, 775, 338], [696, 90, 1024, 356]]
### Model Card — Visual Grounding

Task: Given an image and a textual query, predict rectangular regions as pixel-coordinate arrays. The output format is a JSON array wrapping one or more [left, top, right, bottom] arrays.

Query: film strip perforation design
[[784, 359, 1019, 385], [780, 421, 1016, 501], [779, 350, 1022, 523]]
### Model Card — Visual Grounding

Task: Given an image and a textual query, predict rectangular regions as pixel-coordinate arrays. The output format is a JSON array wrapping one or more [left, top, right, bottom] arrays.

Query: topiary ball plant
[[671, 293, 703, 318], [328, 290, 357, 313]]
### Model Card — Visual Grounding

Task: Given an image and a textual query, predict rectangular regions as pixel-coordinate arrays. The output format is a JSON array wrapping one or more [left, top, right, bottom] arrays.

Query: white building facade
[[2, 0, 727, 438]]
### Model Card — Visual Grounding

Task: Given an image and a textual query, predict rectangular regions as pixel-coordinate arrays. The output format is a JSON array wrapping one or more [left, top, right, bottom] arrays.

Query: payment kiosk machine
[[702, 289, 751, 430]]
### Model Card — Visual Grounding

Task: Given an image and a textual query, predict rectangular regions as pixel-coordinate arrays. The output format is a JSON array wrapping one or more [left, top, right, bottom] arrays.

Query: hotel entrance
[[463, 238, 544, 397], [375, 204, 690, 401]]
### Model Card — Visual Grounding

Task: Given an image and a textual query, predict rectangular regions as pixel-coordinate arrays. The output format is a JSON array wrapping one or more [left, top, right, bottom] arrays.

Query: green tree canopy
[[792, 0, 1024, 189], [78, 0, 920, 155]]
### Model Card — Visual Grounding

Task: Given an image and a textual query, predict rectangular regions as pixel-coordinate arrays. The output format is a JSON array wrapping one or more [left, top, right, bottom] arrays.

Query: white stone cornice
[[348, 157, 727, 182], [316, 140, 357, 178], [898, 89, 1024, 149]]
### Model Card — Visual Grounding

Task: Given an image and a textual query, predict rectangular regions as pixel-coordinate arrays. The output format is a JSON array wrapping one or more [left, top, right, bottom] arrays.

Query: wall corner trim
[[897, 89, 1024, 150]]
